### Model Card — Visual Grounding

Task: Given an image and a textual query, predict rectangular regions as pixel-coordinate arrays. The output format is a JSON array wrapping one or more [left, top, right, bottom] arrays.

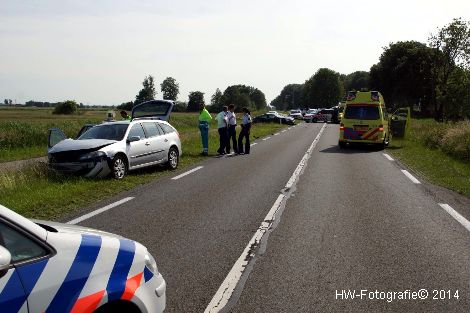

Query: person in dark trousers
[[238, 107, 252, 154], [216, 106, 228, 155], [225, 104, 238, 154], [198, 104, 212, 156]]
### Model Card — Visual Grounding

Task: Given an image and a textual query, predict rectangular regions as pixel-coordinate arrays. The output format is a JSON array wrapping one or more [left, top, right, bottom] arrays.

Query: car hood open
[[49, 138, 117, 153], [32, 219, 123, 239]]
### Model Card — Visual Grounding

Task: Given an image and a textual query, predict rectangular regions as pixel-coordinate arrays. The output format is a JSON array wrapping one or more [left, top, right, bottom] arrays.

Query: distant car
[[288, 109, 303, 120], [303, 109, 318, 123], [0, 204, 166, 313], [252, 113, 295, 125], [48, 100, 182, 179], [310, 109, 334, 123]]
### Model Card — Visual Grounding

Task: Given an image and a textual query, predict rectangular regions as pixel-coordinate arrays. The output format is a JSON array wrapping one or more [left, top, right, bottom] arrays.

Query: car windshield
[[78, 124, 129, 141], [344, 106, 380, 120]]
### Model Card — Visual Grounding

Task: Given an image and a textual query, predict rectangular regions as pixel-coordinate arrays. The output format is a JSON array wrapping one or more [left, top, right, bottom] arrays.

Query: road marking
[[401, 170, 421, 184], [262, 137, 271, 141], [250, 143, 258, 147], [205, 123, 327, 313], [439, 203, 470, 232], [383, 153, 394, 161], [171, 166, 204, 180], [67, 197, 134, 225]]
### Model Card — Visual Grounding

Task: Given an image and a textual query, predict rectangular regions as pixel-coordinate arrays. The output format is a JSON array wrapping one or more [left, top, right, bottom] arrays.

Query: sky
[[0, 0, 469, 106]]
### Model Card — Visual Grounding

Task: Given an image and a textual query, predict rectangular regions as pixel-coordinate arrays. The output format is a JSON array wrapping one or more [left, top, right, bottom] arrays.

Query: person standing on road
[[216, 106, 229, 155], [120, 110, 131, 121], [198, 104, 212, 156], [226, 104, 238, 154], [238, 107, 252, 154]]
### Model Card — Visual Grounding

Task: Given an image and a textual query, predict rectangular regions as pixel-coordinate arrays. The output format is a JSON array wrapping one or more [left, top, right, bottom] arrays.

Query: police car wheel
[[112, 155, 127, 179], [167, 147, 179, 170]]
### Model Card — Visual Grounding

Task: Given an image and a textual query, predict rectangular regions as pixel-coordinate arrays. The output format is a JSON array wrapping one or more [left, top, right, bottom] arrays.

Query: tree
[[160, 77, 179, 101], [429, 18, 470, 121], [3, 99, 7, 105], [187, 91, 205, 112], [173, 101, 188, 112], [270, 84, 305, 110], [369, 41, 435, 113], [53, 100, 78, 114], [342, 71, 370, 92], [221, 85, 267, 111], [304, 68, 343, 108], [210, 88, 223, 112], [135, 75, 156, 105], [117, 101, 134, 111]]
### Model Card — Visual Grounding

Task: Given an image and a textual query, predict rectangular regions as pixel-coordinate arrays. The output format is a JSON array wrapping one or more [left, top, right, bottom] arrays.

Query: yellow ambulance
[[339, 91, 390, 149]]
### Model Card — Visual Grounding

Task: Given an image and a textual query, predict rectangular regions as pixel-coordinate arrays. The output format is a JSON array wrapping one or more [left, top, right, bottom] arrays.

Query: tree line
[[117, 75, 267, 113], [271, 18, 469, 121]]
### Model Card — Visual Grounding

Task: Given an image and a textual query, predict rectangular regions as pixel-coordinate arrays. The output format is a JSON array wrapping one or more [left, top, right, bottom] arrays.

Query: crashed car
[[252, 112, 295, 125], [48, 100, 182, 179]]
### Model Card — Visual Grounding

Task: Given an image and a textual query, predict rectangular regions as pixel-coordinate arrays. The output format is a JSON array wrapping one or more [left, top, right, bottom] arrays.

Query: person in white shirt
[[238, 107, 252, 154], [226, 104, 238, 154], [216, 106, 228, 155]]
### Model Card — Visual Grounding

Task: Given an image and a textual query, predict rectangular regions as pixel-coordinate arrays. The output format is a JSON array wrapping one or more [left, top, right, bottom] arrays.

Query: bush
[[440, 121, 470, 161], [53, 100, 78, 114]]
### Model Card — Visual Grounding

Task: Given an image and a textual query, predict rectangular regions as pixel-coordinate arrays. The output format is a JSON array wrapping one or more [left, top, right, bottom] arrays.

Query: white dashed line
[[439, 203, 470, 232], [250, 143, 258, 147], [205, 123, 327, 313], [262, 137, 272, 141], [67, 197, 134, 225], [172, 166, 204, 180], [401, 170, 421, 184], [383, 153, 394, 161]]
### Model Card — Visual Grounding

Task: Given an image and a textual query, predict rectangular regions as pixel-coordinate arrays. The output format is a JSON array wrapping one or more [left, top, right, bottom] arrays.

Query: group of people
[[198, 104, 252, 156]]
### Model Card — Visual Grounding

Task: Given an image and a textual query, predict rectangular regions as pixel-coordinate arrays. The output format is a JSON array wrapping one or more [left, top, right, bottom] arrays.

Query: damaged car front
[[48, 123, 129, 178]]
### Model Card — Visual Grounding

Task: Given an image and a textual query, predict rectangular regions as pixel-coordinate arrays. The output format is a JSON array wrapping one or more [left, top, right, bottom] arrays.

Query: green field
[[0, 107, 287, 219], [387, 118, 470, 198]]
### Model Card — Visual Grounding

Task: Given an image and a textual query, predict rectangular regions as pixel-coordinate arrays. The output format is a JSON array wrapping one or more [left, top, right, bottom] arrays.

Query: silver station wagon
[[47, 100, 182, 179]]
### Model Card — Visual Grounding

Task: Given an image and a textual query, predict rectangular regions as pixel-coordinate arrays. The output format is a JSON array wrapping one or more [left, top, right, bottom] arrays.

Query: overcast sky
[[0, 0, 468, 105]]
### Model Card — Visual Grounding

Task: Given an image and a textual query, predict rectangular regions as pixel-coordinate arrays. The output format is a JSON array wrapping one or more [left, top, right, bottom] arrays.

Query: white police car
[[0, 204, 166, 313]]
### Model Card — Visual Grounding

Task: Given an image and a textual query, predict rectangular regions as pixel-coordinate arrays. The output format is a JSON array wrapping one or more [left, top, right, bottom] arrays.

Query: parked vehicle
[[0, 204, 166, 313], [303, 109, 318, 122], [339, 90, 390, 149], [48, 100, 182, 179], [288, 109, 303, 120], [252, 113, 295, 125], [307, 109, 333, 123]]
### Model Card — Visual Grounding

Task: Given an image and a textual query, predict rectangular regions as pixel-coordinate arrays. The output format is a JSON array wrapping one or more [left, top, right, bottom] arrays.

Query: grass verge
[[0, 121, 287, 219], [387, 119, 470, 198]]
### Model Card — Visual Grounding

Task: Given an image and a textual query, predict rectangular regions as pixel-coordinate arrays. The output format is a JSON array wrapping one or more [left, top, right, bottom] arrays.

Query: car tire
[[167, 147, 179, 170], [112, 155, 127, 179], [339, 141, 346, 149], [313, 118, 317, 123]]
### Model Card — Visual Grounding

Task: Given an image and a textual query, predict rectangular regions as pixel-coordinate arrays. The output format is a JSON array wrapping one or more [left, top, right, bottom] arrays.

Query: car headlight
[[145, 252, 159, 275], [79, 151, 106, 161]]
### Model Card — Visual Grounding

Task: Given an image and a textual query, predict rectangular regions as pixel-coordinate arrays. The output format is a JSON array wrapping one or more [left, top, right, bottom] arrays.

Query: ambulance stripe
[[363, 128, 379, 139], [106, 239, 136, 302], [0, 258, 48, 313], [46, 235, 102, 313]]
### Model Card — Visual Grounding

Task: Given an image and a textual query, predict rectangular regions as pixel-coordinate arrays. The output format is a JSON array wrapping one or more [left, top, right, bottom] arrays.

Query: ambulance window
[[345, 106, 380, 120], [0, 221, 47, 263]]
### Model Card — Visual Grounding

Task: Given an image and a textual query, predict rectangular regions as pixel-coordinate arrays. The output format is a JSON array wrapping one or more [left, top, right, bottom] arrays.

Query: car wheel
[[339, 141, 346, 149], [112, 155, 127, 179], [167, 147, 179, 170], [313, 118, 317, 123]]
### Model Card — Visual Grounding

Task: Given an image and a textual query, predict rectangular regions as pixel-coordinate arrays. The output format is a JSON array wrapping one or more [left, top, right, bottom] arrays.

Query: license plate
[[354, 126, 369, 131]]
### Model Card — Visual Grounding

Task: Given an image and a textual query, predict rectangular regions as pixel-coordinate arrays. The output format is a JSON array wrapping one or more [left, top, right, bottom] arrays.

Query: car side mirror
[[127, 136, 141, 143], [0, 245, 11, 278]]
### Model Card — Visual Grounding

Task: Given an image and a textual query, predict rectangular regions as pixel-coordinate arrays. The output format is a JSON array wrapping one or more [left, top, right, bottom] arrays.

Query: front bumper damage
[[48, 158, 112, 178]]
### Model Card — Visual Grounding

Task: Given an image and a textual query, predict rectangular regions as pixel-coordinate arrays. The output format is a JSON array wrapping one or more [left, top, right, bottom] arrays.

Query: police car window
[[0, 221, 47, 263], [142, 122, 161, 137], [159, 123, 175, 134], [345, 106, 380, 120], [128, 123, 146, 139]]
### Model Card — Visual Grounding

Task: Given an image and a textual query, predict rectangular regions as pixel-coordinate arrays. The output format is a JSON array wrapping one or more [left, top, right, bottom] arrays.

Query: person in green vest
[[120, 110, 131, 121], [198, 104, 212, 156]]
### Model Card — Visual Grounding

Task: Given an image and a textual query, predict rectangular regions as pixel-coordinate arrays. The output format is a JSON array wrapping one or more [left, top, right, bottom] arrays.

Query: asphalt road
[[68, 122, 470, 312]]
